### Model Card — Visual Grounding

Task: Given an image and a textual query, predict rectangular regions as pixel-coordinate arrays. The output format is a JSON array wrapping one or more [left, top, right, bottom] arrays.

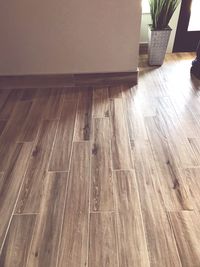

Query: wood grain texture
[[0, 100, 32, 171], [110, 98, 133, 170], [145, 116, 193, 211], [88, 213, 118, 267], [0, 215, 36, 267], [0, 143, 32, 250], [114, 170, 150, 267], [49, 99, 77, 171], [74, 88, 93, 141], [57, 142, 90, 267], [26, 172, 68, 267], [18, 89, 51, 142], [91, 118, 114, 211], [108, 86, 122, 99], [16, 120, 58, 214], [184, 167, 200, 210], [134, 140, 181, 267], [0, 121, 7, 136], [157, 97, 199, 167], [43, 88, 63, 120], [92, 87, 109, 118], [169, 211, 200, 267], [0, 89, 23, 120]]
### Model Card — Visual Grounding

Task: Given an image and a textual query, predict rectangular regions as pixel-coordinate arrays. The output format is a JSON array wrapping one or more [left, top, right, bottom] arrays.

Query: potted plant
[[148, 0, 180, 66]]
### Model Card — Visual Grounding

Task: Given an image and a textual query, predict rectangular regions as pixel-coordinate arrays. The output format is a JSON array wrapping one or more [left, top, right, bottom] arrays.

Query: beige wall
[[0, 0, 141, 75], [140, 3, 181, 53]]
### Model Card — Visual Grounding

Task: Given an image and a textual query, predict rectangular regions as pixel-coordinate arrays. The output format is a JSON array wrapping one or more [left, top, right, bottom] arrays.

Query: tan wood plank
[[92, 87, 109, 118], [134, 140, 182, 267], [145, 116, 193, 211], [110, 98, 133, 170], [57, 142, 90, 267], [0, 143, 33, 249], [74, 88, 93, 141], [15, 120, 58, 214], [122, 86, 148, 148], [157, 97, 199, 167], [26, 172, 68, 267], [49, 99, 77, 171], [88, 212, 118, 267], [91, 118, 114, 211], [0, 100, 32, 171], [42, 88, 63, 120], [168, 211, 200, 267], [0, 215, 36, 267], [114, 170, 150, 267], [184, 167, 200, 210], [0, 89, 23, 120], [18, 89, 51, 142]]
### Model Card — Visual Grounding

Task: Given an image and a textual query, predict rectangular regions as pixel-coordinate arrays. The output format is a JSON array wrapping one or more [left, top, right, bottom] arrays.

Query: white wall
[[140, 3, 181, 53], [0, 0, 141, 75]]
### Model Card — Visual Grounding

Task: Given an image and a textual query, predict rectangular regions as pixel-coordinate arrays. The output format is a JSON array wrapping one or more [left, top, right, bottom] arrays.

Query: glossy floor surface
[[0, 53, 200, 266]]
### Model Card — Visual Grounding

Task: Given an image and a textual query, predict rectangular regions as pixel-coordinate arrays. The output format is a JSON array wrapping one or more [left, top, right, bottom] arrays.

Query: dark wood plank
[[0, 100, 32, 171], [74, 88, 93, 141], [0, 143, 33, 250], [42, 88, 63, 120], [0, 215, 36, 267], [18, 89, 51, 142], [0, 89, 23, 120], [26, 172, 68, 267], [168, 211, 200, 267], [15, 120, 58, 214], [110, 98, 133, 170], [114, 170, 150, 266], [91, 118, 114, 211], [88, 213, 118, 267], [49, 99, 77, 171], [57, 142, 90, 267], [92, 87, 109, 118], [0, 121, 7, 136]]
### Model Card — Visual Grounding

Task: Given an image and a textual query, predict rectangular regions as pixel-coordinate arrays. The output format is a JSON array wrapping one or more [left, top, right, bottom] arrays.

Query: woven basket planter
[[148, 25, 172, 66]]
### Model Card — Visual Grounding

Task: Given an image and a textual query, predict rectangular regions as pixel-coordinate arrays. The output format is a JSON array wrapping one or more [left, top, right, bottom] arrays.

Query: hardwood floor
[[0, 53, 200, 266]]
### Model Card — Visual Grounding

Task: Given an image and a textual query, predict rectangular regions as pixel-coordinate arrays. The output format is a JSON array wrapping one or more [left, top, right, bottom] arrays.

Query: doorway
[[173, 0, 200, 52]]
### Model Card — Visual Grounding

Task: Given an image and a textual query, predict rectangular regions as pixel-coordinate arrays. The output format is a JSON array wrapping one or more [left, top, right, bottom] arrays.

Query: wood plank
[[88, 213, 118, 267], [92, 87, 109, 118], [0, 121, 7, 136], [74, 88, 93, 141], [0, 215, 36, 267], [157, 97, 199, 167], [15, 120, 58, 214], [184, 167, 200, 210], [91, 118, 114, 211], [134, 140, 182, 267], [0, 100, 32, 171], [0, 143, 33, 250], [122, 85, 148, 148], [108, 86, 122, 99], [110, 98, 133, 170], [26, 172, 68, 267], [145, 116, 193, 211], [57, 142, 90, 267], [114, 170, 150, 267], [168, 211, 200, 267], [0, 89, 23, 120], [49, 99, 77, 171], [42, 88, 63, 120], [18, 89, 51, 142]]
